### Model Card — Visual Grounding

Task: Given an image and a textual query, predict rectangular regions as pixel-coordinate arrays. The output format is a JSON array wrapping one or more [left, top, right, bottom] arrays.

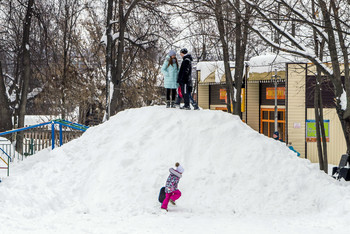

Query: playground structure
[[0, 119, 89, 176]]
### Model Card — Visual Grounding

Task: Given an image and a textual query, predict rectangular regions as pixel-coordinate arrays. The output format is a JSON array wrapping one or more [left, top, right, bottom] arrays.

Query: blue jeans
[[175, 86, 198, 108]]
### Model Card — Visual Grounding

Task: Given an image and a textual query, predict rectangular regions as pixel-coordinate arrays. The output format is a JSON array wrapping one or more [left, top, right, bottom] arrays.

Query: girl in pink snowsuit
[[161, 162, 184, 211]]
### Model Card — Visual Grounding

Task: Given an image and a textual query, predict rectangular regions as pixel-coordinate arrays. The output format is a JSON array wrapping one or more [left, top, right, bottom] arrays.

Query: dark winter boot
[[193, 103, 199, 110], [170, 101, 175, 108], [166, 101, 170, 108], [180, 105, 191, 110], [174, 96, 181, 108]]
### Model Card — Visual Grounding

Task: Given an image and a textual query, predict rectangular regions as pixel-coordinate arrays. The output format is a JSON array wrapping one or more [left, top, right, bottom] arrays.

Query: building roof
[[196, 54, 307, 84], [196, 61, 249, 84], [248, 53, 307, 81]]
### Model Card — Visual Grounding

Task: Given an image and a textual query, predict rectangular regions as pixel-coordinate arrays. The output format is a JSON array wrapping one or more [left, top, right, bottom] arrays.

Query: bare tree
[[186, 0, 250, 116], [0, 0, 36, 135], [104, 0, 174, 118], [311, 0, 328, 172], [105, 0, 143, 118], [60, 0, 86, 119], [230, 0, 250, 117], [105, 0, 114, 120], [0, 60, 12, 133], [243, 0, 350, 165], [16, 0, 35, 153], [31, 0, 98, 122], [213, 0, 236, 113]]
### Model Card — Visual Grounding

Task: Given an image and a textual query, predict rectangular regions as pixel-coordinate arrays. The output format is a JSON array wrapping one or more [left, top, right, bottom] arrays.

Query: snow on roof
[[196, 61, 235, 83], [248, 53, 307, 74]]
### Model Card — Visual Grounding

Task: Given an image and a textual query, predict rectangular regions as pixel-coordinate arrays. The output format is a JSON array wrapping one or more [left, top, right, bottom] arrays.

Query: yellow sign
[[220, 89, 226, 100], [241, 88, 245, 112], [266, 87, 285, 99], [218, 88, 245, 113]]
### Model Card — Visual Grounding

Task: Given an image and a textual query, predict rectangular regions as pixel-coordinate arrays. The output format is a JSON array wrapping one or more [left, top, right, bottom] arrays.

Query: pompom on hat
[[176, 165, 184, 174]]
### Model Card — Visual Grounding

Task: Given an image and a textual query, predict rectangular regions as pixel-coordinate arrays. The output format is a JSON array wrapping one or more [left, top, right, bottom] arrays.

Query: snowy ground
[[1, 106, 350, 234]]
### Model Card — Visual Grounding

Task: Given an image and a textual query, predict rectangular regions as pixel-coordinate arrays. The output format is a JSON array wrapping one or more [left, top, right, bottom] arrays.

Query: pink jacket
[[164, 168, 182, 193]]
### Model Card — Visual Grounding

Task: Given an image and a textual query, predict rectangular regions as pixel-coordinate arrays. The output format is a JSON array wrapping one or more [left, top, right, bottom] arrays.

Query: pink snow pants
[[161, 190, 181, 210]]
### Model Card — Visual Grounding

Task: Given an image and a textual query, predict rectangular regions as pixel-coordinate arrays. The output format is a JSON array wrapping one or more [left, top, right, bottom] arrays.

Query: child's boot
[[166, 101, 170, 108]]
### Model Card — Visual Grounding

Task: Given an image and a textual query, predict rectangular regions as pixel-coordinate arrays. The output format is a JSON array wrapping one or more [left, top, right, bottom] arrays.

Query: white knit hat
[[176, 165, 184, 174]]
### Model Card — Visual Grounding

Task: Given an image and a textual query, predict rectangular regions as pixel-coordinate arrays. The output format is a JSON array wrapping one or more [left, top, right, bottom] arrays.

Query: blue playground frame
[[0, 119, 89, 176]]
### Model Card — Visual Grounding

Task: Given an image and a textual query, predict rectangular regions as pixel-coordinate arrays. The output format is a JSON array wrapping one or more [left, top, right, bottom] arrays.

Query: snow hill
[[1, 106, 350, 234]]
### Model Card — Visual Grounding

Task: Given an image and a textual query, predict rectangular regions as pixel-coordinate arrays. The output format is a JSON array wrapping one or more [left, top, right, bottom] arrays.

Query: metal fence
[[0, 128, 83, 161], [0, 140, 19, 160], [0, 120, 88, 177], [0, 140, 12, 176], [1, 129, 83, 177]]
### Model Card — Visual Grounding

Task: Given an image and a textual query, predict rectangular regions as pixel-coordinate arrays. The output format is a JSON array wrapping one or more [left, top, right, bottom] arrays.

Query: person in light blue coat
[[161, 50, 179, 108]]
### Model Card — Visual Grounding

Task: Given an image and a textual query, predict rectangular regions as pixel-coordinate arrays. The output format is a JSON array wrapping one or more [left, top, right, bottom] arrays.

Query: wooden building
[[196, 54, 347, 165], [196, 61, 245, 111]]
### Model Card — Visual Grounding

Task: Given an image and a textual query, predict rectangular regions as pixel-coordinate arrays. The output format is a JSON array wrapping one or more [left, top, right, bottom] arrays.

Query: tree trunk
[[331, 0, 350, 154], [110, 0, 126, 115], [318, 82, 328, 173], [0, 61, 13, 133], [16, 0, 34, 153], [318, 0, 343, 99], [61, 2, 69, 120], [233, 0, 250, 118], [314, 76, 324, 171], [319, 0, 350, 154], [336, 107, 350, 155], [233, 0, 242, 116], [314, 71, 328, 173], [109, 0, 141, 116], [215, 0, 235, 113], [312, 0, 327, 173], [105, 0, 114, 120]]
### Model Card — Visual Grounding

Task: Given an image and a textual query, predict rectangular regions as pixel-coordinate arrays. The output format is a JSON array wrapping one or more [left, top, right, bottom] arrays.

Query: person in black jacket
[[177, 48, 193, 110]]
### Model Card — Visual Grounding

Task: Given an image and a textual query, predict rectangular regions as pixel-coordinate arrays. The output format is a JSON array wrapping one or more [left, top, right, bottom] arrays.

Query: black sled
[[158, 187, 165, 203]]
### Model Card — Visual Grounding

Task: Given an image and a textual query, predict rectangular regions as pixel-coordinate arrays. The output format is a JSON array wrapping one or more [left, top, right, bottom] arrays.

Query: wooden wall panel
[[287, 64, 307, 158], [246, 82, 260, 132], [198, 85, 209, 109]]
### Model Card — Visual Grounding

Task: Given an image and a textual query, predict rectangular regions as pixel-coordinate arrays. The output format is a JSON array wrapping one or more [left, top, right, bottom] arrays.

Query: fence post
[[51, 122, 55, 150], [30, 138, 34, 155], [59, 124, 63, 146]]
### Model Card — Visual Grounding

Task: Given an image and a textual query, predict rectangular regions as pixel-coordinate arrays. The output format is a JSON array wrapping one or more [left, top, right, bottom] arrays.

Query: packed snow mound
[[1, 106, 350, 221]]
